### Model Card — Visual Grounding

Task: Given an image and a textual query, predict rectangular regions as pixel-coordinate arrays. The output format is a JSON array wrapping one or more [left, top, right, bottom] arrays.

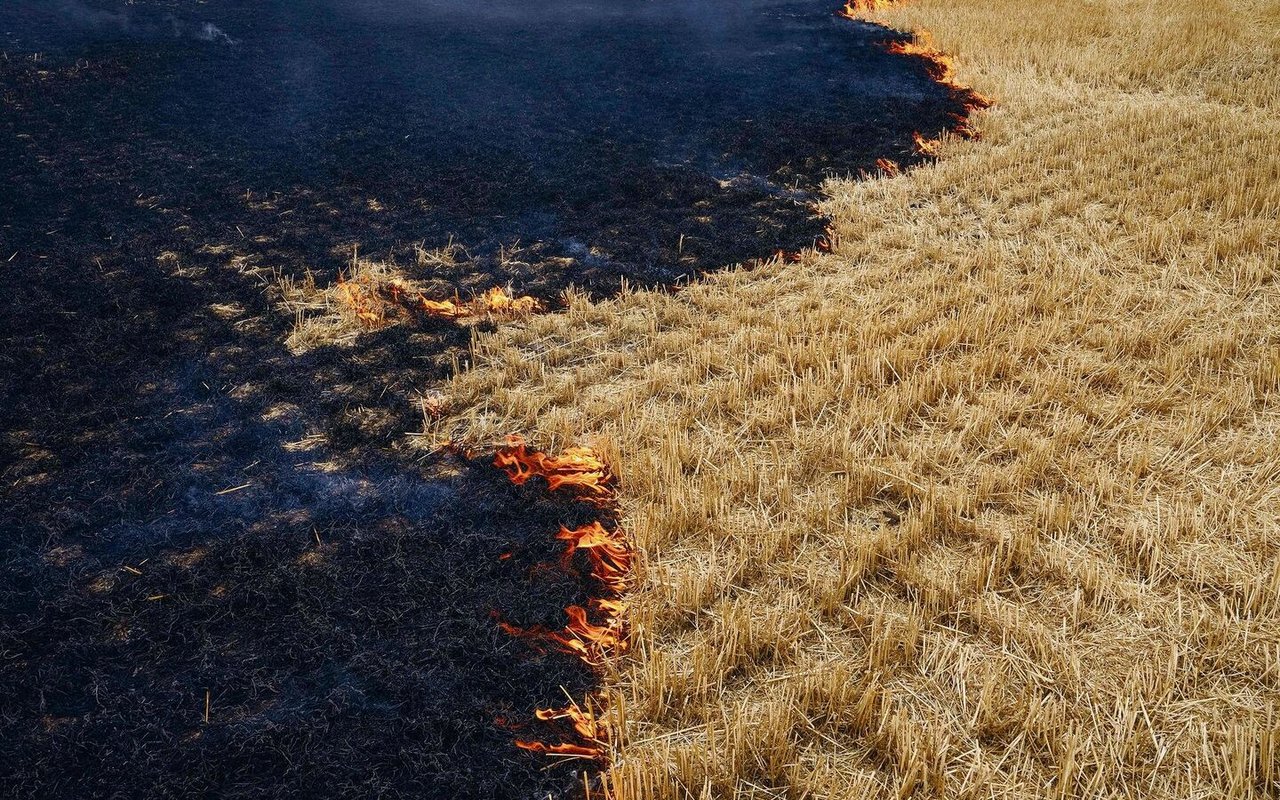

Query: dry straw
[[432, 0, 1280, 796]]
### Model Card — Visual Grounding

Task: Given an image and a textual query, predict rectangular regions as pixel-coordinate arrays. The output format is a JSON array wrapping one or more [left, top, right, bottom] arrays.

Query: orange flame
[[557, 522, 633, 595], [911, 131, 942, 157], [331, 273, 542, 329], [389, 280, 542, 321], [333, 277, 387, 325], [884, 31, 993, 124], [886, 32, 956, 82], [498, 602, 627, 665], [514, 740, 604, 759], [494, 435, 614, 499], [491, 438, 631, 773], [839, 0, 994, 154], [536, 702, 602, 740], [875, 158, 901, 176], [840, 0, 893, 17], [514, 701, 607, 759], [478, 286, 542, 315]]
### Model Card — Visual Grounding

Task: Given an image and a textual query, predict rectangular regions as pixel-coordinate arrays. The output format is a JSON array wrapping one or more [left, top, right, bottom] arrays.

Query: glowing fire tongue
[[887, 31, 993, 146], [497, 603, 626, 665], [332, 274, 541, 331], [838, 2, 994, 158], [494, 435, 613, 498], [558, 522, 632, 595], [387, 281, 541, 322], [491, 437, 631, 766], [517, 701, 606, 758], [841, 0, 893, 13]]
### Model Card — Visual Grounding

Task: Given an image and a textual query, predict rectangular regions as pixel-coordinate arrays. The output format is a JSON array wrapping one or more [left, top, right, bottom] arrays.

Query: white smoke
[[195, 22, 237, 45], [51, 0, 237, 45]]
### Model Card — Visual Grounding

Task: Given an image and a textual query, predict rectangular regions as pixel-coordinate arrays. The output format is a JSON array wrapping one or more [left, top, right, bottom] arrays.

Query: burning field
[[0, 0, 988, 798], [5, 0, 1277, 797], [435, 0, 1280, 795]]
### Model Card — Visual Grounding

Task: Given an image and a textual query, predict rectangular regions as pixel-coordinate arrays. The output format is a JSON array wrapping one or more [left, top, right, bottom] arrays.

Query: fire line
[[491, 436, 632, 778], [840, 1, 994, 159]]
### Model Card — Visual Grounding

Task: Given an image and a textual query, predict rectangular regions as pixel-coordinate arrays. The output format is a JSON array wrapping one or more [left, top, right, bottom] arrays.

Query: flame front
[[494, 435, 613, 498], [491, 438, 630, 776], [884, 30, 994, 115], [333, 277, 386, 324], [488, 5, 992, 784], [839, 2, 994, 163]]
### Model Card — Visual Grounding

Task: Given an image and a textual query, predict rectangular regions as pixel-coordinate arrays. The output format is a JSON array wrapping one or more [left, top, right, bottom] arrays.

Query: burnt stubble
[[1, 1, 973, 797]]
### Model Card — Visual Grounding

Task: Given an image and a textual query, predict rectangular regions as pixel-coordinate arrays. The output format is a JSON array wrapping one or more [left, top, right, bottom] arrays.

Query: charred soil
[[0, 1, 981, 797]]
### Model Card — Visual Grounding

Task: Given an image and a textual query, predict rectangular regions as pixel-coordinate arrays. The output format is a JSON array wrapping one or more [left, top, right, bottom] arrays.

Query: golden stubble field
[[428, 0, 1280, 796]]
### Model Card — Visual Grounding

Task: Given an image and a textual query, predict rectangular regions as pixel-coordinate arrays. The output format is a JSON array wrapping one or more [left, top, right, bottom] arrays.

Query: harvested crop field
[[1, 0, 978, 797], [436, 0, 1280, 797], [3, 0, 1279, 798]]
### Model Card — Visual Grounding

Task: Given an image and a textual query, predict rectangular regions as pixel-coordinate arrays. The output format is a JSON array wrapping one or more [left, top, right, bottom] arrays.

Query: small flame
[[840, 0, 893, 17], [557, 522, 633, 596], [494, 435, 613, 499], [875, 158, 901, 176], [333, 277, 387, 325], [490, 438, 632, 769], [497, 602, 627, 665], [516, 687, 609, 762], [390, 279, 542, 321], [886, 31, 957, 83], [883, 30, 993, 125], [479, 286, 541, 315], [328, 272, 542, 331], [535, 702, 602, 740], [514, 740, 604, 759], [912, 131, 942, 157], [839, 0, 994, 153]]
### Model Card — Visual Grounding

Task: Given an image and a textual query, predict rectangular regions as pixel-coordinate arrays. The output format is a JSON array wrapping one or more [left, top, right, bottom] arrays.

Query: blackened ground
[[0, 1, 977, 798], [2, 0, 968, 295], [2, 443, 611, 798]]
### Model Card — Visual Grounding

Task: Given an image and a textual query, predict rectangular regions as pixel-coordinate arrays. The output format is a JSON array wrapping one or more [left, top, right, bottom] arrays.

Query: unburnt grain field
[[437, 0, 1280, 797]]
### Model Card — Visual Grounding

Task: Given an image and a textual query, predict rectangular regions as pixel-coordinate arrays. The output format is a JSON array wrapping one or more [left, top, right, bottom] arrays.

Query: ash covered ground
[[0, 1, 973, 797]]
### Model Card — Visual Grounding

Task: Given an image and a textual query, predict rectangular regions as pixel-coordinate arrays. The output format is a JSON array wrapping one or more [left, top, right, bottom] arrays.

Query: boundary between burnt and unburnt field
[[434, 0, 1280, 795], [458, 3, 997, 796]]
